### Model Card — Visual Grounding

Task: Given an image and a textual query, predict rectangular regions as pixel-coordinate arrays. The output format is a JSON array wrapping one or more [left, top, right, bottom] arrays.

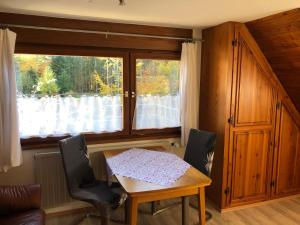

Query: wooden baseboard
[[219, 194, 300, 213], [45, 201, 94, 218]]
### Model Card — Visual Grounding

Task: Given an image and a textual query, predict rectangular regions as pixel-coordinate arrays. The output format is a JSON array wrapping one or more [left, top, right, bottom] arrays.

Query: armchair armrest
[[0, 184, 42, 215]]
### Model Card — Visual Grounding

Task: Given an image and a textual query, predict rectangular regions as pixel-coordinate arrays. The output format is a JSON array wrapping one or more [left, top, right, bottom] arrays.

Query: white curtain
[[180, 42, 201, 146], [0, 29, 22, 172]]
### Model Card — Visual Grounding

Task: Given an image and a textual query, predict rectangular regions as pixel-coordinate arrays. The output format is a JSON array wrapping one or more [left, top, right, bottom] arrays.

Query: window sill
[[21, 128, 181, 150]]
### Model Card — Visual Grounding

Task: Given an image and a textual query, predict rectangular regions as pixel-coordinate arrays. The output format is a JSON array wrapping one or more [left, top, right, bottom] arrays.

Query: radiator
[[34, 139, 178, 209], [34, 152, 73, 209], [34, 151, 109, 209]]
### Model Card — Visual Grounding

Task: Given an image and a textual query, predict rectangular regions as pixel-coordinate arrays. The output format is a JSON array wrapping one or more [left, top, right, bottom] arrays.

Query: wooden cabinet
[[200, 22, 300, 210], [232, 35, 274, 127], [229, 130, 271, 206], [273, 103, 300, 197]]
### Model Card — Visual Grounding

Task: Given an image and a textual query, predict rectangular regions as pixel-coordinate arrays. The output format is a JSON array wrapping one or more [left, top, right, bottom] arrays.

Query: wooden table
[[103, 147, 212, 225]]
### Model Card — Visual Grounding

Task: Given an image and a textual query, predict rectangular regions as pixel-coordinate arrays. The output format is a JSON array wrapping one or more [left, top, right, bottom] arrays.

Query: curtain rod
[[0, 23, 203, 42]]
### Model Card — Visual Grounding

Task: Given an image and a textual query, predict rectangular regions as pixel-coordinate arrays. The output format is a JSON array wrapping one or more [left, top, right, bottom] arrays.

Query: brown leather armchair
[[0, 184, 45, 225]]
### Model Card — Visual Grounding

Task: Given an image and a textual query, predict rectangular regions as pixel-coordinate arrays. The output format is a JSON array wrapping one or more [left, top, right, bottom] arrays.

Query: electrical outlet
[[170, 142, 180, 148]]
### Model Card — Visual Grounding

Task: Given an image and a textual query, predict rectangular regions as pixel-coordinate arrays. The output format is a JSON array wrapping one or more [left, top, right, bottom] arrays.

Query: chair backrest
[[59, 134, 96, 194], [184, 129, 216, 176]]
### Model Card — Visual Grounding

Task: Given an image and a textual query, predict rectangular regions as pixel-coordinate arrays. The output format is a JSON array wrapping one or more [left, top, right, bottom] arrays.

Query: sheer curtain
[[180, 42, 201, 146], [0, 29, 22, 172]]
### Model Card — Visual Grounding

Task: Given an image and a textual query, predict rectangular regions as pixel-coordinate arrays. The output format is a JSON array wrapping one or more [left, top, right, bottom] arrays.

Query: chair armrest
[[0, 184, 42, 215]]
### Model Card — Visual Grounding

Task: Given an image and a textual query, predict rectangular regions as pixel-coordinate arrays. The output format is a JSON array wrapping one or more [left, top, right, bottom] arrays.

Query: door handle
[[228, 115, 234, 124]]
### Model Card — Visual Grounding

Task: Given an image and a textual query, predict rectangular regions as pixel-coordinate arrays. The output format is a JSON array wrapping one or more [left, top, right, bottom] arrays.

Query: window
[[15, 54, 124, 138], [133, 58, 180, 130], [14, 50, 180, 147]]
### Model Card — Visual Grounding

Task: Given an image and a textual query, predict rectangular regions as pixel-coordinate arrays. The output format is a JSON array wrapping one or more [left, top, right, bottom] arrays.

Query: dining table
[[103, 146, 212, 225]]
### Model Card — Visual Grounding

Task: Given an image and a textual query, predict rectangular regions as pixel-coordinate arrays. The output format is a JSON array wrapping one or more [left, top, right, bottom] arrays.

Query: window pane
[[14, 54, 123, 138], [133, 59, 180, 129]]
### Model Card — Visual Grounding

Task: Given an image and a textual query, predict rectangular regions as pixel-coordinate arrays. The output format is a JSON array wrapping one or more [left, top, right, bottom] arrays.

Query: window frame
[[16, 45, 181, 149]]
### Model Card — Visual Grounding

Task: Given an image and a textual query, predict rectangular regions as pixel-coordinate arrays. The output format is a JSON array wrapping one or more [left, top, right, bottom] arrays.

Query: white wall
[[0, 148, 56, 185]]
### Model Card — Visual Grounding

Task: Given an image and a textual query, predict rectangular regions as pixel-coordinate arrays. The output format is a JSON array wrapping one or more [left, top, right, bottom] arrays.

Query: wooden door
[[226, 26, 276, 207], [228, 130, 271, 206], [232, 35, 274, 127], [273, 104, 300, 197]]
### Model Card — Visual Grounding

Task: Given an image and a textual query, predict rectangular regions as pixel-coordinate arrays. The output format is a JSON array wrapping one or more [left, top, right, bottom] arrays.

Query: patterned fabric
[[106, 148, 191, 186]]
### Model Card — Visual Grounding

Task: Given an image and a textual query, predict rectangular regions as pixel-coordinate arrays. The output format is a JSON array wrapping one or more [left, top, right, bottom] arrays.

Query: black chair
[[184, 129, 216, 220], [152, 129, 216, 221], [184, 129, 216, 177], [59, 134, 126, 225]]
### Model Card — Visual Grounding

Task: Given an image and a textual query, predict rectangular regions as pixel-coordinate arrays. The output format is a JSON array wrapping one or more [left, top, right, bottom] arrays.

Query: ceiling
[[247, 9, 300, 113], [0, 0, 299, 28]]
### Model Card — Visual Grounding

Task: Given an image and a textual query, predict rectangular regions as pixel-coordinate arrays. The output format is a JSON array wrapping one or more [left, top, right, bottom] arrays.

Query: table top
[[103, 146, 212, 196]]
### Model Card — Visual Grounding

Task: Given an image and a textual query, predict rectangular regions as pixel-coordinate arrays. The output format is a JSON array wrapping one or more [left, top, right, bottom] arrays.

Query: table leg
[[182, 196, 189, 225], [128, 197, 138, 225], [125, 199, 129, 224], [198, 187, 206, 225]]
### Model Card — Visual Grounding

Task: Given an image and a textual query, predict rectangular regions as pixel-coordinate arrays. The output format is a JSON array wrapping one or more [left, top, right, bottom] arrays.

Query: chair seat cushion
[[72, 180, 120, 207], [0, 209, 45, 225]]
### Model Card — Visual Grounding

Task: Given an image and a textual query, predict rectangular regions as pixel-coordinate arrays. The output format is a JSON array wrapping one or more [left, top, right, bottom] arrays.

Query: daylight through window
[[15, 54, 124, 138], [14, 52, 181, 141], [133, 59, 180, 130]]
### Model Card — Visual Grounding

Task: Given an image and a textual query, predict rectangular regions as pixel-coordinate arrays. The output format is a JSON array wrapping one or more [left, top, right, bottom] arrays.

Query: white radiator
[[34, 152, 73, 209], [33, 139, 179, 209]]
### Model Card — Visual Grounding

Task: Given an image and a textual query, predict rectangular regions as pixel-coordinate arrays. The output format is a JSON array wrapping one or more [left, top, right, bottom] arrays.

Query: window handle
[[124, 91, 129, 98], [132, 91, 135, 98]]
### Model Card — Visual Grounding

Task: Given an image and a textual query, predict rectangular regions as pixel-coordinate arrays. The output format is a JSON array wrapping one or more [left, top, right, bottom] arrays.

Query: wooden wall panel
[[246, 8, 300, 112], [200, 22, 235, 209], [0, 12, 192, 52], [10, 27, 182, 52], [0, 12, 192, 38], [201, 19, 300, 211]]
